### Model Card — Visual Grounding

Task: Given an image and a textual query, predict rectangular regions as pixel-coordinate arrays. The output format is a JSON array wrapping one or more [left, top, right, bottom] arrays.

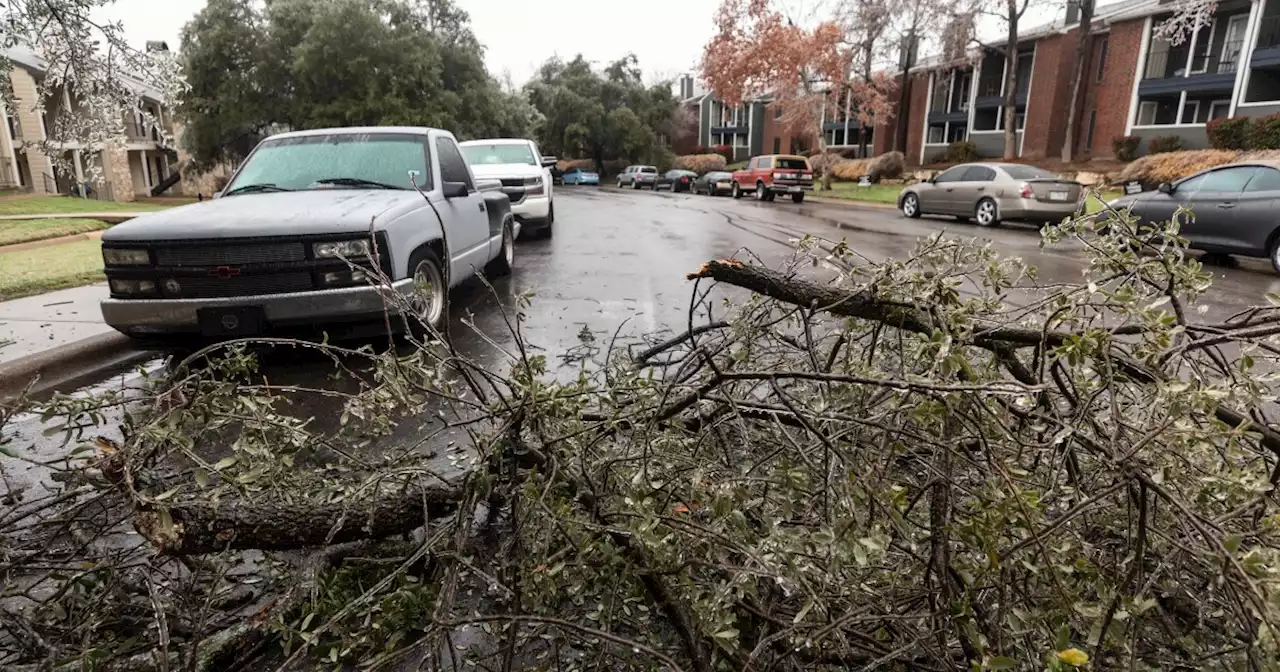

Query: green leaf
[[1055, 624, 1071, 650], [1225, 534, 1242, 554], [214, 457, 237, 470], [153, 486, 181, 501], [194, 469, 209, 488], [988, 656, 1018, 669], [714, 628, 739, 640], [793, 597, 815, 624], [0, 445, 19, 459]]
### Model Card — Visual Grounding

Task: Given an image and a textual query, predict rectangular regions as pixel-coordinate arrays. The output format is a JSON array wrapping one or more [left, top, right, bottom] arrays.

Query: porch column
[[142, 151, 153, 192], [0, 97, 21, 188], [161, 152, 169, 179], [72, 148, 85, 197]]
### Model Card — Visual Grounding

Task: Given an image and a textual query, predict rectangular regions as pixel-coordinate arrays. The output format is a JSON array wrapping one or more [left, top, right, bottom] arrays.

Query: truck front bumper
[[101, 279, 416, 336]]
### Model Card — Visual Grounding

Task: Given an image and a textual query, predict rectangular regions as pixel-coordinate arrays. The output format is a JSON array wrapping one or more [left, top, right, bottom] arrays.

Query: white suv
[[459, 138, 556, 238]]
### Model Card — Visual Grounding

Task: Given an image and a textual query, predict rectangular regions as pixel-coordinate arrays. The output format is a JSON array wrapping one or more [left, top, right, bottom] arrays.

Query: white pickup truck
[[98, 126, 517, 342], [459, 138, 556, 238]]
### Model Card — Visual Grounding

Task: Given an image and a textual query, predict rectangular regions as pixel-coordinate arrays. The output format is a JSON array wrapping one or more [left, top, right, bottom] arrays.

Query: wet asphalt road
[[8, 185, 1280, 490]]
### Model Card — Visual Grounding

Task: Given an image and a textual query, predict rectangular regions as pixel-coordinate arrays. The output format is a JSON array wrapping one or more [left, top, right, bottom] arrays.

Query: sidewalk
[[0, 284, 148, 400], [0, 212, 149, 224]]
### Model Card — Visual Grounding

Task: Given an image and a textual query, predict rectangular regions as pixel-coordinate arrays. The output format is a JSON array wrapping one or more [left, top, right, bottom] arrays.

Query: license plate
[[197, 306, 266, 337], [717, 182, 729, 189], [1049, 190, 1069, 201]]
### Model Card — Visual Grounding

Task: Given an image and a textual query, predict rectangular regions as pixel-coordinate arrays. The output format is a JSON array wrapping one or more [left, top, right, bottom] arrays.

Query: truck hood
[[468, 163, 544, 180], [103, 189, 427, 241]]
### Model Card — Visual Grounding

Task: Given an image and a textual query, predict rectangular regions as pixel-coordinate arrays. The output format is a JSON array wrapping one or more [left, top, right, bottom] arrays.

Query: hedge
[[1249, 114, 1280, 150], [1206, 117, 1251, 150], [674, 153, 728, 173], [1117, 149, 1238, 184], [947, 141, 977, 164], [1113, 136, 1140, 161]]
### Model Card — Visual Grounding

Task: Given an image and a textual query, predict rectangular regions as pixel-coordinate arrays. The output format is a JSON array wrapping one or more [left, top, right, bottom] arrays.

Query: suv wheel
[[731, 182, 742, 199]]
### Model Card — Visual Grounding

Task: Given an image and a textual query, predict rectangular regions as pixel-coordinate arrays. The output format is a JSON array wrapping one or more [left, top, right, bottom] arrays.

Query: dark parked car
[[617, 165, 658, 189], [693, 171, 734, 196], [655, 170, 697, 192], [1106, 160, 1280, 273]]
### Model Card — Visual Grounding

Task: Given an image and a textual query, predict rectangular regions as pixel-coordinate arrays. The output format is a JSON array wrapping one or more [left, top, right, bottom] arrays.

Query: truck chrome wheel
[[503, 225, 514, 266], [411, 258, 445, 328]]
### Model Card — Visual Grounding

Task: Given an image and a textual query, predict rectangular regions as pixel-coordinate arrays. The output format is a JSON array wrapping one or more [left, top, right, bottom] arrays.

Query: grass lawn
[[0, 195, 170, 216], [0, 238, 104, 301], [0, 218, 111, 246]]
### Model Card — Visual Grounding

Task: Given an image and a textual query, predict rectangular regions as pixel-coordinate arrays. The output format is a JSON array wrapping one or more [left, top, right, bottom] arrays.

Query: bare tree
[[1061, 0, 1095, 162], [836, 0, 895, 156]]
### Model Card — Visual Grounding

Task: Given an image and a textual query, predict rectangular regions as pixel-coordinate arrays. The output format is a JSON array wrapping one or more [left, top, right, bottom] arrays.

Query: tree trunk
[[132, 480, 464, 555], [1061, 0, 1096, 163], [1003, 1, 1020, 160], [894, 30, 917, 155]]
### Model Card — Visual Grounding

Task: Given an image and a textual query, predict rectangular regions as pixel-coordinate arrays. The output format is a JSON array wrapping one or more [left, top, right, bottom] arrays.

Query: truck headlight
[[109, 278, 157, 296], [313, 239, 371, 258], [524, 176, 545, 197], [103, 248, 150, 265]]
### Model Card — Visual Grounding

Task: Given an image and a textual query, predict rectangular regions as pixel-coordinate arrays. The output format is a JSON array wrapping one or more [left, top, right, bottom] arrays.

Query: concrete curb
[[0, 331, 150, 402], [807, 196, 897, 210], [3, 230, 107, 253]]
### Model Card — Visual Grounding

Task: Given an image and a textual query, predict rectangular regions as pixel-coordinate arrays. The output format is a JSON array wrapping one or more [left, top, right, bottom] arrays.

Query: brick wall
[[761, 103, 815, 155], [905, 71, 930, 165], [1076, 20, 1144, 158], [1022, 34, 1069, 159]]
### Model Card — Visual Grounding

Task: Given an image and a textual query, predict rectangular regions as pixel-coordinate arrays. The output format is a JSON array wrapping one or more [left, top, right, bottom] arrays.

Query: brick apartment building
[[903, 0, 1280, 164], [681, 0, 1280, 168]]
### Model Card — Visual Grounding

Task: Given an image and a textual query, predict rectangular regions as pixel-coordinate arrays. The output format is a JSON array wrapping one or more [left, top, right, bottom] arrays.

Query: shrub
[[1118, 149, 1237, 184], [831, 158, 874, 181], [868, 151, 905, 182], [694, 144, 708, 154], [807, 151, 842, 174], [1249, 113, 1280, 149], [1206, 116, 1251, 150], [674, 153, 728, 173], [1148, 135, 1184, 154], [711, 144, 733, 162], [1112, 136, 1140, 161], [946, 141, 978, 164]]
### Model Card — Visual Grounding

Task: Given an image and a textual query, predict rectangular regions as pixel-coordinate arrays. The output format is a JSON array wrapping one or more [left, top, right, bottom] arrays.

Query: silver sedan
[[898, 163, 1083, 227]]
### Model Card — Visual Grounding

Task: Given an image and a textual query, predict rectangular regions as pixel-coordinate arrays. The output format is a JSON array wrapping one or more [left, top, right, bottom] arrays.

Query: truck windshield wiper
[[223, 183, 292, 196], [314, 177, 406, 190]]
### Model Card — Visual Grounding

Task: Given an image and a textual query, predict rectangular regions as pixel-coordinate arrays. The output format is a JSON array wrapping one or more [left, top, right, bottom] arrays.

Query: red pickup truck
[[731, 154, 814, 203]]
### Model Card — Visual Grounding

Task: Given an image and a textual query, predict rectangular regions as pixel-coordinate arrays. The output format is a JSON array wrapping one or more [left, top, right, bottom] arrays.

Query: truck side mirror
[[442, 181, 470, 198], [541, 156, 558, 168]]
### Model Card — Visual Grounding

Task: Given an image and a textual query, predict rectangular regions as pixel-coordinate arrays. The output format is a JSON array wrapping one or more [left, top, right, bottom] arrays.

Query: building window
[[774, 105, 782, 120], [1095, 37, 1109, 83], [1085, 109, 1097, 150], [927, 124, 945, 144], [773, 137, 781, 153], [1209, 100, 1231, 120], [1137, 101, 1158, 126], [1180, 99, 1200, 124]]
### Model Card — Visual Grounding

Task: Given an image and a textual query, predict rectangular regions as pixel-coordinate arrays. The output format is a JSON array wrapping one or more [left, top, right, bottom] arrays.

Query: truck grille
[[155, 242, 307, 267], [167, 273, 314, 299]]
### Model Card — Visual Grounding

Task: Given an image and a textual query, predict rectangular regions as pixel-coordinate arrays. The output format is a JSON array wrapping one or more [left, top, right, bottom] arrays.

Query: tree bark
[[1003, 1, 1020, 160], [894, 31, 917, 155], [133, 480, 463, 555], [1061, 0, 1096, 163]]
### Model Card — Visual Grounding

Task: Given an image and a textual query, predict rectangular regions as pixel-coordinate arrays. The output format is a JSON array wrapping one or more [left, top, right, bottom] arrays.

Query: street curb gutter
[[0, 331, 151, 402]]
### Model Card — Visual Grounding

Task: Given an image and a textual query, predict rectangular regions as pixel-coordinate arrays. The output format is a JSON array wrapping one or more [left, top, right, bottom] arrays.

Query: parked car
[[617, 165, 658, 189], [1106, 160, 1280, 273], [99, 126, 517, 342], [693, 171, 734, 196], [899, 163, 1083, 227], [460, 138, 557, 238], [731, 155, 814, 203], [562, 167, 600, 186], [655, 169, 697, 192]]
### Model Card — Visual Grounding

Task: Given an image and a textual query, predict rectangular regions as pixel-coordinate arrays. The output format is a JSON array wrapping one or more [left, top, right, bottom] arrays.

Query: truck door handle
[[977, 187, 985, 192], [478, 202, 485, 211], [1218, 202, 1235, 209]]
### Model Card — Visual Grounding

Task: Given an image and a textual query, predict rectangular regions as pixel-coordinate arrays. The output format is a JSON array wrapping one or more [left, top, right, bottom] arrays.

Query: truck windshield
[[460, 143, 536, 166], [225, 133, 430, 193]]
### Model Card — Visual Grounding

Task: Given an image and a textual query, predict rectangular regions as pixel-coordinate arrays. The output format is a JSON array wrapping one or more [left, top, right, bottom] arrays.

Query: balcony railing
[[1190, 39, 1244, 74]]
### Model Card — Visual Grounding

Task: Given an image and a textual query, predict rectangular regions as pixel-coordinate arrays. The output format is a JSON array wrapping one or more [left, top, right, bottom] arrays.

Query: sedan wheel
[[902, 192, 921, 218], [1270, 238, 1280, 275], [975, 198, 1000, 227]]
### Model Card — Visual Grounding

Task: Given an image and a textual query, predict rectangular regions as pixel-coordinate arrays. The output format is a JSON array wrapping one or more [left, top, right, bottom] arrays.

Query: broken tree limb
[[133, 480, 464, 555]]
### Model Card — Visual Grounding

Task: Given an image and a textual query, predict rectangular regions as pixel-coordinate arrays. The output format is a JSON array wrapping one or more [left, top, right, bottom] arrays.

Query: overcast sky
[[96, 0, 726, 86]]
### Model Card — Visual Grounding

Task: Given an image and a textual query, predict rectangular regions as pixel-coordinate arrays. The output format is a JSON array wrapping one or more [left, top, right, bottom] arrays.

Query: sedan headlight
[[103, 248, 150, 265], [313, 239, 371, 258]]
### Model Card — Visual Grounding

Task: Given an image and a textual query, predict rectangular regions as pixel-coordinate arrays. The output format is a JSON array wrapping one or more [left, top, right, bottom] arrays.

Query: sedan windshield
[[1003, 165, 1057, 180], [226, 133, 428, 192], [460, 143, 536, 166]]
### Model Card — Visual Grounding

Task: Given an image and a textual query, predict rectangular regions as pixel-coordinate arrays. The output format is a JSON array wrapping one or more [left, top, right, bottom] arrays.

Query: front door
[[951, 165, 997, 216], [434, 136, 490, 282], [1173, 165, 1257, 252], [921, 165, 969, 214]]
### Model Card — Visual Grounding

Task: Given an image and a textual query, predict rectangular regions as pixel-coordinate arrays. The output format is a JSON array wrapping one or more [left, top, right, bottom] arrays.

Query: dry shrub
[[1118, 149, 1239, 184], [869, 151, 905, 181], [807, 151, 841, 173], [674, 153, 728, 173], [831, 158, 874, 181], [1239, 149, 1280, 162], [556, 159, 596, 172]]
